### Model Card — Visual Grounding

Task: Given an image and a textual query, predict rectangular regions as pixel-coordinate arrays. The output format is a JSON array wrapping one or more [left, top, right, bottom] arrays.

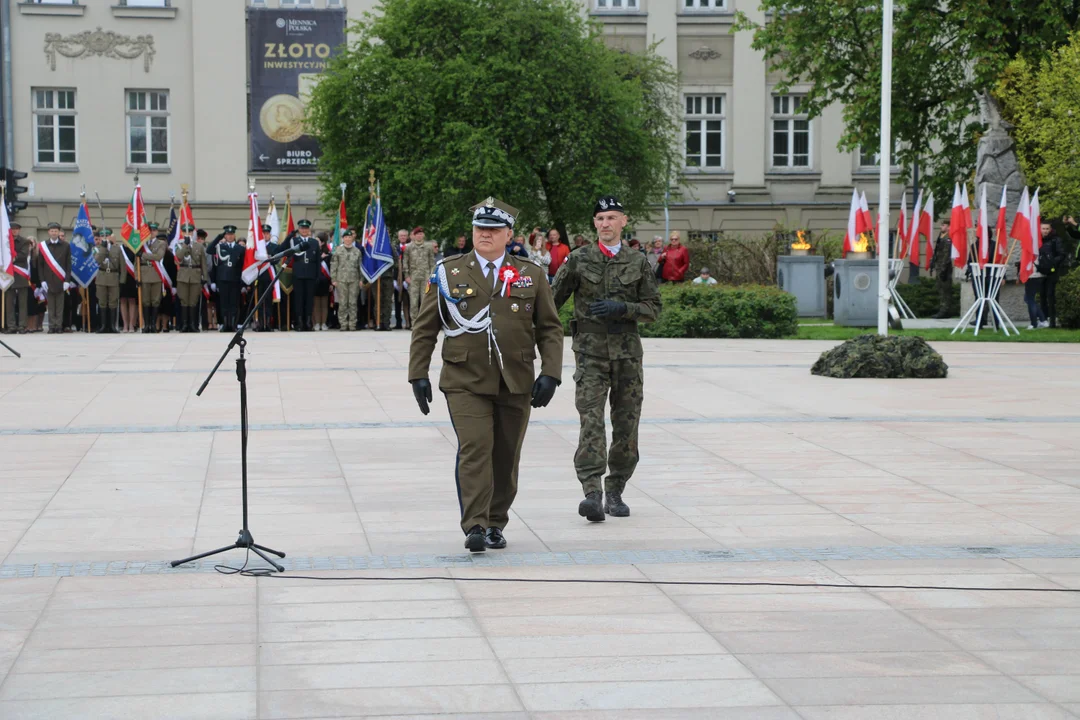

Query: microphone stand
[[171, 243, 301, 572], [0, 337, 20, 358]]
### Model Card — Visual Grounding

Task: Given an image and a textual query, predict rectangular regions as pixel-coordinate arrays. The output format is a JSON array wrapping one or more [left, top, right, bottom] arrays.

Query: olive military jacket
[[36, 239, 72, 288], [8, 235, 32, 289], [330, 243, 362, 284], [408, 253, 564, 396], [175, 239, 210, 285], [138, 238, 167, 285], [551, 243, 661, 360], [93, 242, 124, 288]]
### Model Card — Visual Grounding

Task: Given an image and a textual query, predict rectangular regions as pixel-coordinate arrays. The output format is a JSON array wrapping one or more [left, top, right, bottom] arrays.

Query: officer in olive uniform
[[93, 228, 123, 333], [331, 229, 362, 330], [209, 225, 244, 332], [3, 222, 32, 333], [137, 231, 168, 333], [285, 219, 319, 331], [409, 198, 564, 552], [37, 222, 72, 334], [552, 196, 661, 522], [175, 222, 208, 332]]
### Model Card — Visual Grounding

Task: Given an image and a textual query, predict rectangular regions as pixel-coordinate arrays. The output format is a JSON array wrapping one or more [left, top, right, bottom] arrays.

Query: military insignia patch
[[525, 303, 532, 312], [451, 268, 460, 275], [511, 303, 519, 312], [460, 301, 468, 311]]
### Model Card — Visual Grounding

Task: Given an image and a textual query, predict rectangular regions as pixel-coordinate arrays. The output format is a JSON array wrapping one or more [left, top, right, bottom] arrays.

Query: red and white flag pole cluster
[[1009, 186, 1042, 283], [241, 191, 265, 286], [842, 189, 876, 256], [906, 190, 934, 269]]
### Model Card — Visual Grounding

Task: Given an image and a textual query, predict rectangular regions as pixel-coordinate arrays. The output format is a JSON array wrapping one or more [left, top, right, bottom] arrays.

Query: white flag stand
[[888, 258, 916, 319], [952, 263, 1017, 336]]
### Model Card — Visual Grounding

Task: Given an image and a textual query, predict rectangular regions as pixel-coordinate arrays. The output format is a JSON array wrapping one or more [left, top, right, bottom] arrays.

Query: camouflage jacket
[[331, 243, 362, 284], [552, 243, 661, 360], [403, 241, 437, 281], [930, 235, 953, 277]]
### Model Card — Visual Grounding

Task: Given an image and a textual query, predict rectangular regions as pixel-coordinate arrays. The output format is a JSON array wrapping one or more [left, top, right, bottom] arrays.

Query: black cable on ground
[[209, 564, 1080, 592]]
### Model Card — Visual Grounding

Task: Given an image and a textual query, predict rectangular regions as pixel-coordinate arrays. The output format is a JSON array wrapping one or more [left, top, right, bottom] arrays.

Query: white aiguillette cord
[[435, 264, 504, 368]]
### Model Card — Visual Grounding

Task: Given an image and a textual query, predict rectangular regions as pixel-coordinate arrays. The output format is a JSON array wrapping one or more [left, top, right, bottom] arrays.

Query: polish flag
[[241, 192, 265, 286], [993, 186, 1009, 264], [949, 183, 970, 268], [857, 191, 873, 236], [1021, 188, 1043, 284], [914, 191, 934, 270], [909, 190, 923, 267], [842, 188, 860, 256], [974, 185, 989, 267], [1011, 187, 1035, 282], [0, 191, 13, 291], [896, 191, 909, 258]]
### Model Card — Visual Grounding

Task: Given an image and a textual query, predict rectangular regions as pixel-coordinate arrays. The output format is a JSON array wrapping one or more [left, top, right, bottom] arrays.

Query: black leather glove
[[588, 300, 627, 319], [531, 375, 558, 408], [411, 378, 432, 415]]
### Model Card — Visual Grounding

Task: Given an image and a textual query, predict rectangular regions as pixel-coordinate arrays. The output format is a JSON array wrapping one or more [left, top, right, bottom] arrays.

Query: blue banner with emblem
[[361, 193, 395, 283], [70, 203, 99, 288]]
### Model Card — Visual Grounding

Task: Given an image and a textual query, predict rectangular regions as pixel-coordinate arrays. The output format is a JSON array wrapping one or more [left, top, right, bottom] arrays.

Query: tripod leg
[[249, 545, 285, 572], [170, 542, 241, 568], [252, 543, 286, 559]]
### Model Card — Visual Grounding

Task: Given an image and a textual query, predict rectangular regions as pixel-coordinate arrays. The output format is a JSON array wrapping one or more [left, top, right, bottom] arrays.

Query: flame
[[791, 231, 811, 250], [853, 233, 870, 253]]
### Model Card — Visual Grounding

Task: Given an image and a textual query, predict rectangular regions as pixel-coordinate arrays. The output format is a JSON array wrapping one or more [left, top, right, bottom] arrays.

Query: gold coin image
[[259, 94, 307, 143]]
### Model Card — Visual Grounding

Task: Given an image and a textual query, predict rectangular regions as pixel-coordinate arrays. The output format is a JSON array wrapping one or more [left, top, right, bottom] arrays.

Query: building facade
[[2, 0, 905, 243]]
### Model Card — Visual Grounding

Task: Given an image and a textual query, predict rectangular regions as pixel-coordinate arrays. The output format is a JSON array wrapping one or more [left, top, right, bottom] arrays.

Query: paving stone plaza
[[1, 332, 1079, 718]]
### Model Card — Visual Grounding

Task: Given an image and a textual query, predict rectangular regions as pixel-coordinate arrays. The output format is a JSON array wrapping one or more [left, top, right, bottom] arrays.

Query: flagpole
[[368, 169, 381, 328], [284, 186, 291, 332], [876, 0, 894, 336], [134, 174, 144, 331]]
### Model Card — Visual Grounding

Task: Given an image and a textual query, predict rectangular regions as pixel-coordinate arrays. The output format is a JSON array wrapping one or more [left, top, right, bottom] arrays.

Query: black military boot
[[464, 525, 486, 553], [95, 309, 109, 334], [578, 491, 605, 522], [150, 307, 160, 333], [141, 310, 152, 333], [604, 492, 630, 518]]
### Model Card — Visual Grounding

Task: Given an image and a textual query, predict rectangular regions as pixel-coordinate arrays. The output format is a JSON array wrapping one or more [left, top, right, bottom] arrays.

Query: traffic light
[[2, 168, 28, 215]]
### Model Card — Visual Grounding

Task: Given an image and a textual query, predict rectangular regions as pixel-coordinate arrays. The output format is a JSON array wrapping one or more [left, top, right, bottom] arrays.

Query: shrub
[[1057, 268, 1080, 329], [896, 276, 960, 317], [640, 283, 798, 339], [681, 235, 785, 286]]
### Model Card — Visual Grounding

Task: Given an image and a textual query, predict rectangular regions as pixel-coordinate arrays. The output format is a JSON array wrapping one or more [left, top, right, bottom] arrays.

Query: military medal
[[460, 301, 468, 311], [466, 288, 473, 296], [525, 303, 532, 312], [511, 303, 519, 313]]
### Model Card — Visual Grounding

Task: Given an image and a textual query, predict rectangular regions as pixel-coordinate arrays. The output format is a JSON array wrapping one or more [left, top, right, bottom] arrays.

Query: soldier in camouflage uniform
[[552, 196, 661, 522], [402, 227, 436, 328], [374, 240, 398, 331], [930, 220, 953, 319], [331, 229, 362, 330]]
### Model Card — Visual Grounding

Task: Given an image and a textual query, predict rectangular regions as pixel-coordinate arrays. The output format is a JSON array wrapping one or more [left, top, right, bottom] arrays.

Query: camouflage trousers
[[573, 353, 644, 495]]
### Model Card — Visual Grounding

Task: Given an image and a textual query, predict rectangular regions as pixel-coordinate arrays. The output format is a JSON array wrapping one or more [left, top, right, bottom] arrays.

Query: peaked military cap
[[181, 222, 196, 232], [593, 195, 625, 217], [297, 218, 313, 228], [470, 197, 518, 228], [156, 232, 169, 240], [147, 222, 160, 231], [100, 227, 114, 237], [261, 224, 272, 233], [223, 224, 238, 233], [47, 222, 62, 230], [9, 221, 20, 229]]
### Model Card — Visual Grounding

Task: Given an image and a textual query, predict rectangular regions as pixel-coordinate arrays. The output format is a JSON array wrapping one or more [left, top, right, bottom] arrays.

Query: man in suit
[[408, 198, 564, 552], [36, 222, 72, 334]]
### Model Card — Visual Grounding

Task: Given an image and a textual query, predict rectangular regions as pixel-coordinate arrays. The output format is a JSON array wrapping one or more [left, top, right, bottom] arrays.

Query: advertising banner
[[248, 9, 346, 173]]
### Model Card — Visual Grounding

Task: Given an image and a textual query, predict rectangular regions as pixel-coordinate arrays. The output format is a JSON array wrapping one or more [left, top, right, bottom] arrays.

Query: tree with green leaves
[[734, 1, 1080, 202], [306, 0, 680, 240], [998, 32, 1080, 219]]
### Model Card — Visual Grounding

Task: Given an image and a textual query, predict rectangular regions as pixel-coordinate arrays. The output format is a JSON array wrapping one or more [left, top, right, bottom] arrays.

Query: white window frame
[[119, 0, 170, 6], [771, 94, 811, 170], [684, 94, 725, 170], [126, 89, 170, 169], [684, 0, 726, 10], [858, 140, 901, 170], [326, 0, 344, 7], [594, 0, 640, 11], [280, 0, 315, 7], [32, 88, 77, 167], [27, 1, 78, 4]]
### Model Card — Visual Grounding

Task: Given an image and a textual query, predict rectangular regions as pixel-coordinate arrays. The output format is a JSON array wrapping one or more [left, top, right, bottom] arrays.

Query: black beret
[[593, 196, 625, 216]]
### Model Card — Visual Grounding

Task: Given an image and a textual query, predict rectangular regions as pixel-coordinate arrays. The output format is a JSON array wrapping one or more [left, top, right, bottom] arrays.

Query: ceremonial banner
[[361, 190, 394, 283], [70, 203, 99, 288], [247, 8, 346, 173]]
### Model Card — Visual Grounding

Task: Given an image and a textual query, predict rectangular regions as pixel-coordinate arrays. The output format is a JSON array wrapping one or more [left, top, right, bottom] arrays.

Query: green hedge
[[557, 284, 798, 339], [895, 276, 960, 318], [1057, 269, 1080, 329]]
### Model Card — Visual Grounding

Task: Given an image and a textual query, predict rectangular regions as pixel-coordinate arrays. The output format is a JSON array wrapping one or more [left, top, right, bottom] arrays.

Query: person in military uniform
[[930, 219, 953, 319], [208, 225, 245, 332], [409, 198, 564, 552], [137, 231, 168, 333], [330, 229, 362, 330], [92, 228, 123, 333], [403, 226, 436, 329], [36, 222, 73, 334], [255, 223, 280, 332], [374, 239, 398, 331], [283, 219, 319, 331], [174, 222, 209, 333], [552, 196, 661, 522], [3, 222, 32, 334]]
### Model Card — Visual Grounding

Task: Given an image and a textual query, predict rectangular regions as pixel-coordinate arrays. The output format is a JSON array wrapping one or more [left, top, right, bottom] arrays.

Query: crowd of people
[[1, 217, 709, 336]]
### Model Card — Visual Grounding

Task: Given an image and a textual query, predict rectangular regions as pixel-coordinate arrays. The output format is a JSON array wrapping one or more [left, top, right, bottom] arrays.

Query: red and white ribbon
[[38, 241, 67, 283]]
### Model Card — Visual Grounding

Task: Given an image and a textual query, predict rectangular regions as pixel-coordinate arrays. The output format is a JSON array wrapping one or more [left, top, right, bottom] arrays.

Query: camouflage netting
[[811, 335, 949, 379]]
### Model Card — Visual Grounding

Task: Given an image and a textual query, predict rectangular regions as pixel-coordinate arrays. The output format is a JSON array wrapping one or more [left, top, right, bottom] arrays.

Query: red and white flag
[[896, 191, 909, 259], [909, 190, 923, 267], [857, 191, 873, 237], [975, 185, 989, 267], [949, 183, 970, 268], [241, 192, 265, 286], [914, 191, 934, 270], [0, 192, 13, 291], [842, 189, 860, 256], [993, 186, 1009, 263], [1011, 187, 1035, 282]]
